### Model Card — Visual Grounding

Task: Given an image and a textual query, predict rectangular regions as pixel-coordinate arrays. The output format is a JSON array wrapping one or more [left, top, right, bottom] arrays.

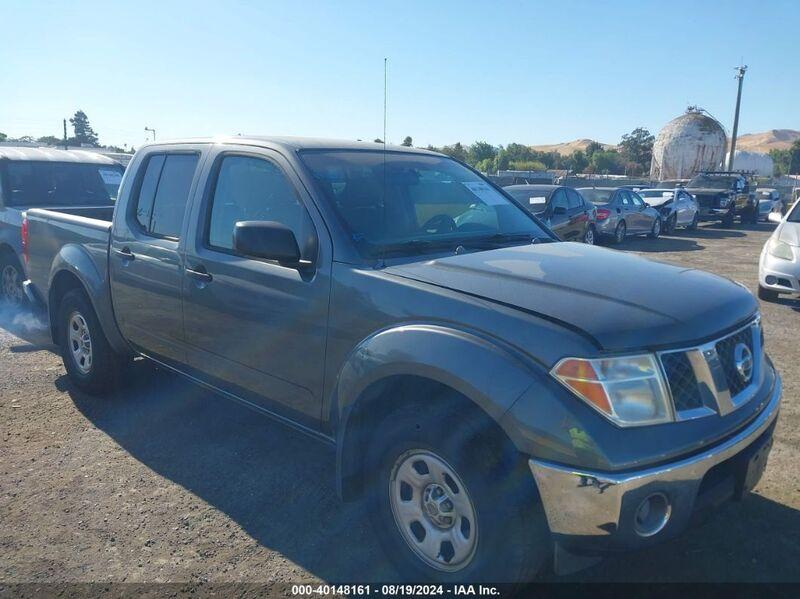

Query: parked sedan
[[756, 188, 783, 221], [579, 187, 662, 243], [758, 199, 800, 301], [638, 188, 699, 233], [504, 184, 598, 244]]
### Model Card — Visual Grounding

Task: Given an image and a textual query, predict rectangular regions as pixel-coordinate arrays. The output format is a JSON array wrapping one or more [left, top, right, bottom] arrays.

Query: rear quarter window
[[132, 153, 199, 239]]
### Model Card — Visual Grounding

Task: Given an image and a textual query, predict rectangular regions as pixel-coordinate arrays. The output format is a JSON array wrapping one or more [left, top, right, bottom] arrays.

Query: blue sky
[[2, 0, 798, 149]]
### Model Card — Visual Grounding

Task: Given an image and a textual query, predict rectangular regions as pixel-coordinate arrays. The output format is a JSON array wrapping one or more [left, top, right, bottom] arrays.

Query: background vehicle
[[579, 187, 663, 243], [758, 199, 800, 300], [0, 147, 123, 304], [504, 184, 597, 244], [638, 188, 699, 233], [22, 137, 780, 583], [686, 171, 757, 227], [756, 188, 783, 221]]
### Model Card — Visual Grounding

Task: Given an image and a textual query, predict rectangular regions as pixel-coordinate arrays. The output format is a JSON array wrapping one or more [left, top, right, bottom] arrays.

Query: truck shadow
[[62, 361, 800, 583]]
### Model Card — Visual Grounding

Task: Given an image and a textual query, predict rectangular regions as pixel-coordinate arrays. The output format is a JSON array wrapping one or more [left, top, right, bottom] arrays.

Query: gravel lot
[[1, 222, 798, 584]]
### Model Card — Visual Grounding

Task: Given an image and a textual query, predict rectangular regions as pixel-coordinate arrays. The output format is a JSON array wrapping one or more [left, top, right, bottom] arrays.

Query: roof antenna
[[380, 57, 388, 267]]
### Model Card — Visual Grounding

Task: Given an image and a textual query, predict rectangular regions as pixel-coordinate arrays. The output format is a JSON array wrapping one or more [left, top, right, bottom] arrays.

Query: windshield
[[300, 150, 551, 258], [505, 188, 550, 213], [639, 190, 673, 199], [579, 188, 613, 204], [3, 161, 124, 207], [787, 202, 800, 223], [688, 175, 737, 190]]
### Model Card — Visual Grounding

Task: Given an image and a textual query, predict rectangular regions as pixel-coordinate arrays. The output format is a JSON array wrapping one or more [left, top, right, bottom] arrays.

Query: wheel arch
[[331, 324, 541, 501]]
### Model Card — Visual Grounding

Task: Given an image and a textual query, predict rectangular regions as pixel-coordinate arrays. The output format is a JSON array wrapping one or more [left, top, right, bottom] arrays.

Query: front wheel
[[664, 215, 676, 235], [648, 217, 662, 239], [58, 289, 128, 394], [367, 402, 549, 583], [687, 212, 699, 231], [722, 210, 735, 228]]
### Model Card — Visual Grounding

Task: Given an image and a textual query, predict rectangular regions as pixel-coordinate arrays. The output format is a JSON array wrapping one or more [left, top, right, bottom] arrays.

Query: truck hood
[[686, 187, 729, 195], [386, 243, 758, 352]]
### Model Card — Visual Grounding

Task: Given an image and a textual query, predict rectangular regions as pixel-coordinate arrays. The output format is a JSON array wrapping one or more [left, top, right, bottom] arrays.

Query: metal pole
[[727, 65, 747, 171], [144, 127, 156, 142], [63, 119, 68, 149]]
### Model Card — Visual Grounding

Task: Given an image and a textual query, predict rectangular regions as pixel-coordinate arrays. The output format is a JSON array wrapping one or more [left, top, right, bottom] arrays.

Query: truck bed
[[24, 207, 112, 306]]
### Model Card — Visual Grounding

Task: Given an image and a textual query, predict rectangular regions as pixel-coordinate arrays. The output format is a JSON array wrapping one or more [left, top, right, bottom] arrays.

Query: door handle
[[113, 247, 135, 261], [185, 266, 213, 283]]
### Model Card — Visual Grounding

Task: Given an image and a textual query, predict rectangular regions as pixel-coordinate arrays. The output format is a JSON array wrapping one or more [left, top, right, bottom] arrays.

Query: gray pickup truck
[[23, 137, 781, 582], [0, 147, 123, 304]]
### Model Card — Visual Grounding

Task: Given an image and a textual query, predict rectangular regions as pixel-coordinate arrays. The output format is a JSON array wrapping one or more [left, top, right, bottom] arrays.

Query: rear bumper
[[529, 373, 780, 553]]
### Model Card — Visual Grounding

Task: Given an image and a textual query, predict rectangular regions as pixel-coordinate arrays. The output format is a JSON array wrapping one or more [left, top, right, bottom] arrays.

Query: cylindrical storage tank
[[723, 150, 774, 177], [650, 109, 727, 180]]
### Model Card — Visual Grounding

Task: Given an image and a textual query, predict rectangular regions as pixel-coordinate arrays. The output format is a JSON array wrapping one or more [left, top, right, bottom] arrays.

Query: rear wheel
[[0, 255, 26, 307], [583, 225, 596, 245], [58, 289, 127, 394], [758, 286, 780, 302], [366, 400, 549, 583], [613, 220, 626, 244]]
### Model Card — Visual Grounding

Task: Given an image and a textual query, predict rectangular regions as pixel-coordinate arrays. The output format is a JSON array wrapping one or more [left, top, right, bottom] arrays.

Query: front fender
[[48, 244, 129, 355], [333, 323, 548, 500]]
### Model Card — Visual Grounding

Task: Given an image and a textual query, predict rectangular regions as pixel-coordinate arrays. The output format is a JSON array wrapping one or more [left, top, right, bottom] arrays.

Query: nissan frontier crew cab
[[23, 138, 781, 583]]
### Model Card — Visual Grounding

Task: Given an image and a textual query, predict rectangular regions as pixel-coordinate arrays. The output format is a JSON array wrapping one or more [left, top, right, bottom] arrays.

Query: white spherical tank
[[723, 150, 774, 177], [650, 109, 727, 180]]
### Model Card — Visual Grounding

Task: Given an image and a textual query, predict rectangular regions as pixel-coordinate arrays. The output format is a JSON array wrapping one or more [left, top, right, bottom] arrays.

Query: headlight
[[552, 354, 673, 427], [719, 196, 731, 207], [768, 238, 794, 261]]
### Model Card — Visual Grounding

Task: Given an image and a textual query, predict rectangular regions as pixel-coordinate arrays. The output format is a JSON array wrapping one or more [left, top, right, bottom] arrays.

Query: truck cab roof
[[0, 146, 121, 165]]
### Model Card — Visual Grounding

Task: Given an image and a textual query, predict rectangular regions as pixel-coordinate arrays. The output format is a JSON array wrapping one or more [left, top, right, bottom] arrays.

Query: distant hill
[[734, 129, 799, 153], [529, 138, 613, 156]]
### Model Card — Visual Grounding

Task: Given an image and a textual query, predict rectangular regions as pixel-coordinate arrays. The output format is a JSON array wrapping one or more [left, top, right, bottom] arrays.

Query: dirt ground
[[1, 221, 798, 584]]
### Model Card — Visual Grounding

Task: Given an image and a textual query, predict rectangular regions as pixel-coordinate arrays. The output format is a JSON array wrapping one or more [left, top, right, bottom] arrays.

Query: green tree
[[770, 149, 790, 176], [564, 150, 588, 173], [584, 141, 604, 158], [474, 157, 497, 173], [69, 110, 99, 145], [373, 138, 383, 143], [467, 141, 497, 166], [590, 150, 624, 174], [401, 136, 413, 147], [619, 127, 654, 173], [0, 132, 6, 142], [508, 159, 547, 171], [440, 142, 467, 162], [37, 135, 62, 146]]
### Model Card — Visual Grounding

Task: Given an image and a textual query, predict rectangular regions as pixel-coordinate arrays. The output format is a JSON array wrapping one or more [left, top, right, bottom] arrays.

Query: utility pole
[[727, 65, 747, 171], [144, 126, 156, 142], [383, 58, 388, 146], [63, 119, 68, 149]]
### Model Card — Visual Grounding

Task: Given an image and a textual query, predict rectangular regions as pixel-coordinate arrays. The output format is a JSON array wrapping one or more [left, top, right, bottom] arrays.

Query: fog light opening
[[633, 492, 671, 538], [765, 275, 777, 285]]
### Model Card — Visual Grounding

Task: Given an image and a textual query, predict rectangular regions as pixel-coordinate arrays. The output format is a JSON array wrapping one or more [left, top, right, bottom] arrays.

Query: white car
[[756, 188, 783, 222], [758, 199, 800, 301], [638, 188, 699, 233]]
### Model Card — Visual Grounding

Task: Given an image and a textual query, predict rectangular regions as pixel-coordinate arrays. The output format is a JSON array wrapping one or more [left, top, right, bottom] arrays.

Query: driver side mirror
[[233, 221, 309, 267]]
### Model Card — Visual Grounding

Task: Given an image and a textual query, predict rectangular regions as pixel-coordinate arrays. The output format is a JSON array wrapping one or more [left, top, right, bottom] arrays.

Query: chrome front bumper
[[529, 374, 780, 547]]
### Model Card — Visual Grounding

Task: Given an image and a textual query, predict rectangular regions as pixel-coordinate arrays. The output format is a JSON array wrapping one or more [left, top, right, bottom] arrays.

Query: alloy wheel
[[584, 227, 595, 245], [389, 449, 478, 572], [615, 222, 626, 243], [1, 264, 24, 306], [68, 311, 93, 374]]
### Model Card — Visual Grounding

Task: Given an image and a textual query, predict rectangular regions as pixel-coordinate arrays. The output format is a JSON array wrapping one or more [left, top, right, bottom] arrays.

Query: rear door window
[[133, 153, 199, 239], [566, 188, 583, 211], [551, 189, 568, 212]]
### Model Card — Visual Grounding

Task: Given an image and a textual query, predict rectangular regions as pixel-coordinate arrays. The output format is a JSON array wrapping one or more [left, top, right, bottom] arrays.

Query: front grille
[[695, 194, 718, 208], [661, 351, 703, 411], [715, 327, 755, 396]]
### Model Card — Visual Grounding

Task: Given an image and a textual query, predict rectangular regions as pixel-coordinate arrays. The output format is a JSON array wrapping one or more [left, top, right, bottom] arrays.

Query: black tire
[[613, 220, 626, 244], [648, 217, 662, 239], [749, 206, 760, 224], [663, 215, 676, 235], [0, 253, 27, 307], [687, 213, 699, 231], [366, 399, 550, 584], [721, 210, 735, 228], [583, 225, 596, 245], [758, 286, 779, 302], [58, 288, 127, 394]]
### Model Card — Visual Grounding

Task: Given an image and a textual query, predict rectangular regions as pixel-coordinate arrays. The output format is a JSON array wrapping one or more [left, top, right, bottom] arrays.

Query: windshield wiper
[[459, 232, 554, 248], [374, 238, 461, 257]]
